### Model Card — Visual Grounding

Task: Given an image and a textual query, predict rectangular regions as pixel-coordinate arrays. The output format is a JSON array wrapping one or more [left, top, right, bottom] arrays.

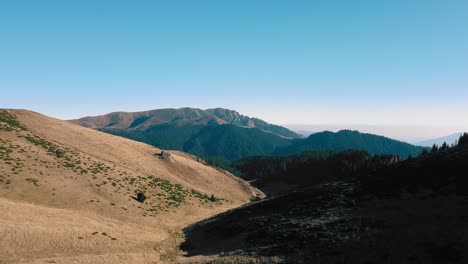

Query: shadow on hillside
[[180, 182, 468, 263]]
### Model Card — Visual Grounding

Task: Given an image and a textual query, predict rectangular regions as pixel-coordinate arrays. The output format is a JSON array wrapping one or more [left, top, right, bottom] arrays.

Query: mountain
[[182, 124, 292, 161], [72, 109, 424, 161], [275, 130, 426, 158], [294, 129, 316, 137], [0, 109, 262, 263], [416, 132, 463, 147], [181, 137, 468, 263], [70, 108, 299, 161], [205, 108, 299, 138], [71, 107, 300, 139]]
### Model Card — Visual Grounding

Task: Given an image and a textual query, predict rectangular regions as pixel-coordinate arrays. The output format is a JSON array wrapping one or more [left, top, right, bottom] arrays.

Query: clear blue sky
[[1, 1, 467, 139]]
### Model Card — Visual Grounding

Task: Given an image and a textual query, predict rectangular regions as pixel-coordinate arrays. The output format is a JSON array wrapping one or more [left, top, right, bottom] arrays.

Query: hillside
[[181, 136, 468, 263], [183, 124, 291, 161], [70, 107, 300, 138], [70, 108, 299, 161], [275, 130, 425, 158], [72, 109, 424, 161], [0, 109, 262, 263], [205, 108, 298, 139], [233, 150, 373, 194]]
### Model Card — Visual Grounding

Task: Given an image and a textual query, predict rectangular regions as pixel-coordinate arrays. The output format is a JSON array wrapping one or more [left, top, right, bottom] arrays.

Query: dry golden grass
[[0, 109, 260, 263]]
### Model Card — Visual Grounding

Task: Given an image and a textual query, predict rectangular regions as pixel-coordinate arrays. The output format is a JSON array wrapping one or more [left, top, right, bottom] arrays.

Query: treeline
[[232, 150, 400, 192], [203, 149, 400, 193], [204, 133, 468, 197], [361, 132, 468, 197]]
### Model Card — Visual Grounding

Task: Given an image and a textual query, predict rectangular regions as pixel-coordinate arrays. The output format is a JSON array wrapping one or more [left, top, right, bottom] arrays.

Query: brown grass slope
[[0, 109, 260, 264]]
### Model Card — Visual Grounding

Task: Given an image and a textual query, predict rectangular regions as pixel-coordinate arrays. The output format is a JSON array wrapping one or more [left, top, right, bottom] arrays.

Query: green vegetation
[[190, 189, 212, 202], [103, 126, 424, 162], [274, 130, 426, 158], [206, 108, 300, 138], [0, 138, 28, 185], [361, 132, 468, 197], [232, 137, 454, 196], [113, 175, 225, 217], [182, 134, 468, 263], [146, 177, 218, 207], [25, 178, 39, 186], [0, 111, 119, 191], [103, 124, 292, 161], [79, 109, 424, 161], [0, 110, 27, 132], [184, 124, 291, 161]]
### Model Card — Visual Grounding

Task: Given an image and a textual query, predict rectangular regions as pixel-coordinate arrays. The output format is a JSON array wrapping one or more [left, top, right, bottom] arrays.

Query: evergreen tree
[[459, 133, 468, 146], [420, 149, 429, 157], [440, 142, 449, 151]]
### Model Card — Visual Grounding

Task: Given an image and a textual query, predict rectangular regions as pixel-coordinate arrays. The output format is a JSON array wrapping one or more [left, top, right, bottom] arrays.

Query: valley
[[1, 108, 466, 263], [3, 2, 466, 263]]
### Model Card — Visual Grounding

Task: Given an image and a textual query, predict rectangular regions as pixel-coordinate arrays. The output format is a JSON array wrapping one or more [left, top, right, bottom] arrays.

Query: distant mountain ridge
[[275, 130, 425, 158], [71, 108, 425, 161], [416, 132, 463, 147], [72, 107, 300, 139]]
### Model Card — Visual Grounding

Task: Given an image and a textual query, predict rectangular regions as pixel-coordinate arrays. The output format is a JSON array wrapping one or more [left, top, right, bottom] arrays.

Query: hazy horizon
[[1, 1, 467, 141], [283, 124, 465, 143], [6, 105, 464, 143]]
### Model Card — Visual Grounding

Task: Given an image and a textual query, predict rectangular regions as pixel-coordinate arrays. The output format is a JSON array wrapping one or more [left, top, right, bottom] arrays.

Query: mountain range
[[71, 108, 425, 161], [2, 108, 465, 263]]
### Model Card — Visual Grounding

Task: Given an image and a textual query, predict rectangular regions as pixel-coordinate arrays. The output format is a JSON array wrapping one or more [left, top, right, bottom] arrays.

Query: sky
[[1, 0, 467, 142]]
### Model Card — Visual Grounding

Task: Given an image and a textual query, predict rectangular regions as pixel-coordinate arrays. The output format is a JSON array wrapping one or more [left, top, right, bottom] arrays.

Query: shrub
[[137, 192, 147, 203]]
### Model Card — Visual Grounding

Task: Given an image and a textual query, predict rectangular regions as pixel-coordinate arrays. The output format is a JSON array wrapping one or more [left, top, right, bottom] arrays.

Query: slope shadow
[[181, 182, 468, 264], [180, 183, 356, 260]]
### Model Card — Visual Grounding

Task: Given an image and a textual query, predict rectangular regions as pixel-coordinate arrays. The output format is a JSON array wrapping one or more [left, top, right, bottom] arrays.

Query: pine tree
[[420, 149, 429, 157], [440, 142, 449, 151], [459, 133, 468, 146]]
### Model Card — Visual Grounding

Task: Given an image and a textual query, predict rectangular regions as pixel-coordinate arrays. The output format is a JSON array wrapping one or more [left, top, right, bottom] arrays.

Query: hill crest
[[0, 109, 261, 263], [71, 107, 300, 139]]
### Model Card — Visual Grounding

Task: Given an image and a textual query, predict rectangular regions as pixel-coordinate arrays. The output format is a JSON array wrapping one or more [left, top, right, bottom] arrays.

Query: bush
[[136, 192, 147, 203]]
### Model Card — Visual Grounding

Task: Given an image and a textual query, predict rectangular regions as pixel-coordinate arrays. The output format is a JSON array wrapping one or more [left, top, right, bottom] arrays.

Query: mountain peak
[[71, 107, 300, 139]]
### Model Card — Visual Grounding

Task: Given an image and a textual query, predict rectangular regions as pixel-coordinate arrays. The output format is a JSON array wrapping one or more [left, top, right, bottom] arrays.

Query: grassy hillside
[[0, 109, 260, 263]]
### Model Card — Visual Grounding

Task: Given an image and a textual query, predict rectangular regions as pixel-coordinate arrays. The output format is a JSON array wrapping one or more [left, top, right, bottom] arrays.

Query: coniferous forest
[[181, 133, 468, 263]]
